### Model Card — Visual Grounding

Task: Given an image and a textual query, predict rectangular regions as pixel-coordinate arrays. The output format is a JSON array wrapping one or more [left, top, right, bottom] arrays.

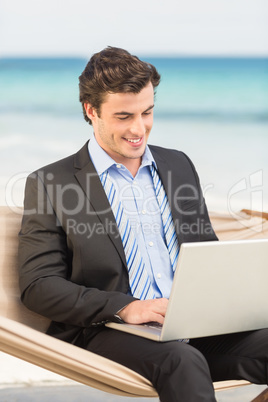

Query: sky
[[1, 0, 268, 58]]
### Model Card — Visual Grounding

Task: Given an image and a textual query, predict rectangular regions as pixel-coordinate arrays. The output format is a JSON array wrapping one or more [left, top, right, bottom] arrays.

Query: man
[[19, 47, 268, 402]]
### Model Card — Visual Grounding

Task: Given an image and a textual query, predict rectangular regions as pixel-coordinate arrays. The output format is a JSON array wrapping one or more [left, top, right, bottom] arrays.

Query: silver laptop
[[106, 239, 268, 341]]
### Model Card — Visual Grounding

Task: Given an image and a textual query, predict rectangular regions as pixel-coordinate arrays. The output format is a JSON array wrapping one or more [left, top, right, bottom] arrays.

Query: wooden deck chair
[[1, 206, 267, 397]]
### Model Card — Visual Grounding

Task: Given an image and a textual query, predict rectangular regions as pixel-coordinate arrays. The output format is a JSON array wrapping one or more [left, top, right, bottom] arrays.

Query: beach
[[1, 57, 268, 213]]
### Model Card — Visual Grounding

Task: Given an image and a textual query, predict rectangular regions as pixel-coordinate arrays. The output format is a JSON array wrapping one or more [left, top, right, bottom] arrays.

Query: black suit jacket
[[18, 141, 217, 344]]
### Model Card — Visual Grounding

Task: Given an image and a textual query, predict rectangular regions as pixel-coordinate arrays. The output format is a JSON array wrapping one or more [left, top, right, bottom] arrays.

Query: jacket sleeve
[[18, 172, 135, 328]]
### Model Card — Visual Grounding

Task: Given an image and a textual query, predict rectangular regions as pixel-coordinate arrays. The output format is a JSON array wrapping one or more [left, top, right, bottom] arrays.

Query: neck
[[121, 158, 141, 177]]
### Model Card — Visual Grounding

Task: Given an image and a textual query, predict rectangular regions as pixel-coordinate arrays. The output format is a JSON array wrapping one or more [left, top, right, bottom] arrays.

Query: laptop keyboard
[[144, 322, 163, 329]]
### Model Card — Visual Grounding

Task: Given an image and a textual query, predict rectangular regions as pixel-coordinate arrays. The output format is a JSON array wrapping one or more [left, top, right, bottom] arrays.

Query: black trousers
[[83, 328, 268, 402]]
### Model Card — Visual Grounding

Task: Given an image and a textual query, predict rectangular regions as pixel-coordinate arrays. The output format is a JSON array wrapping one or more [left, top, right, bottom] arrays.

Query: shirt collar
[[88, 134, 157, 175]]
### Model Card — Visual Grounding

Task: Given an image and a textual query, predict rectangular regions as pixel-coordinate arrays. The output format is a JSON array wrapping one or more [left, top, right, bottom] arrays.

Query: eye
[[118, 116, 129, 120]]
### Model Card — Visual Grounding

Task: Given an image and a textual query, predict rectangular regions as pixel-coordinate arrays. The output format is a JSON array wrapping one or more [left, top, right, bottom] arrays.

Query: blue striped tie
[[100, 165, 179, 299], [100, 170, 156, 300]]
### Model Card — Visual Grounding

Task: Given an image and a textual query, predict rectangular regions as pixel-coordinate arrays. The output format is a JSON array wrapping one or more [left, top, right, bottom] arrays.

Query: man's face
[[85, 82, 154, 171]]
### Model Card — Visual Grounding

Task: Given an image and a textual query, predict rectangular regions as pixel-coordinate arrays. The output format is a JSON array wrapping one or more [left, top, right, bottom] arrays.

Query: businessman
[[19, 47, 268, 401]]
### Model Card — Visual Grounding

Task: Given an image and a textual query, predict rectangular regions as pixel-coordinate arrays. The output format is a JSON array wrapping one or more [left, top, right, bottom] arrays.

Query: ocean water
[[0, 57, 267, 213]]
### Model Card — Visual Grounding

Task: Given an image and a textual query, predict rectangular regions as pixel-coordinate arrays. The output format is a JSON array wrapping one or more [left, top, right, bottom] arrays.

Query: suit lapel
[[74, 142, 127, 268]]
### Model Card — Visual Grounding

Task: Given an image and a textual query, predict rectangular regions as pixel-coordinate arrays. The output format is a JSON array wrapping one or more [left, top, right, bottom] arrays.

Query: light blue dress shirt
[[88, 135, 174, 298]]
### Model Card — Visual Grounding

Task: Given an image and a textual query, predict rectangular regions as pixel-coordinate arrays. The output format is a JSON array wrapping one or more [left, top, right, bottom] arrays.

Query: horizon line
[[1, 53, 268, 60]]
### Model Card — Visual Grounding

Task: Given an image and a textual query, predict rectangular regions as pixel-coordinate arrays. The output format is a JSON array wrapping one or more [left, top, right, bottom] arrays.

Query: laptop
[[106, 239, 268, 341]]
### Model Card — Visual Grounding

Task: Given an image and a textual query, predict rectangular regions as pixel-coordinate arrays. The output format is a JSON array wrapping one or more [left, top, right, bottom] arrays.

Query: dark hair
[[79, 46, 161, 125]]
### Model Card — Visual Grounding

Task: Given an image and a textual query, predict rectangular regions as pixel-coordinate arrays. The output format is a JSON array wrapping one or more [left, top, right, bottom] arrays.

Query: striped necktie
[[99, 165, 179, 300], [100, 170, 156, 300]]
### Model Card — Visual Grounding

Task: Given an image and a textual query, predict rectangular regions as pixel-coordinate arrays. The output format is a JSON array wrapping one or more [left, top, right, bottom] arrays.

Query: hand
[[118, 298, 168, 325]]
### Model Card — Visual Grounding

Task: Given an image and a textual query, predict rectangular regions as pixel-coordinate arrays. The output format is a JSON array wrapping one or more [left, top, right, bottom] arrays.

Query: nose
[[129, 116, 146, 136]]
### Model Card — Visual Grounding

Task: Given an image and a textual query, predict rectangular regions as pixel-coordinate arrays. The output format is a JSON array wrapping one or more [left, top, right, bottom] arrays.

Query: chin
[[128, 150, 145, 159]]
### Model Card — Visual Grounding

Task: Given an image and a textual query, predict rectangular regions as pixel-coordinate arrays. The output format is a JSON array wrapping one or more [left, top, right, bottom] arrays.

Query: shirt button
[[157, 273, 162, 279], [116, 164, 121, 168], [148, 241, 154, 247], [141, 210, 146, 215]]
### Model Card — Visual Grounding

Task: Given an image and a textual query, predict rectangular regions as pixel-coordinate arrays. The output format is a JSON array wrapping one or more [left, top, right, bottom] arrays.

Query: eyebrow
[[113, 104, 154, 117]]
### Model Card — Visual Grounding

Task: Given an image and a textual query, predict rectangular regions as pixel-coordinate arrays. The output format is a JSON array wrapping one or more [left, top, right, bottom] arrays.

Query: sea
[[0, 56, 267, 214]]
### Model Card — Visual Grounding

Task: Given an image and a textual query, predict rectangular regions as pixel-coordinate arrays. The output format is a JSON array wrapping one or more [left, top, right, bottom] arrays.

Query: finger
[[150, 299, 168, 315]]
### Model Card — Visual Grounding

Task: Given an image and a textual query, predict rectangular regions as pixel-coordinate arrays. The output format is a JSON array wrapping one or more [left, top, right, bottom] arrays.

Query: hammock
[[1, 206, 267, 396]]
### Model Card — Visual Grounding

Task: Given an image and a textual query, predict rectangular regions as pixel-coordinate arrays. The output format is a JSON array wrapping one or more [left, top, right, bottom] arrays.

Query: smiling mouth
[[124, 137, 142, 144]]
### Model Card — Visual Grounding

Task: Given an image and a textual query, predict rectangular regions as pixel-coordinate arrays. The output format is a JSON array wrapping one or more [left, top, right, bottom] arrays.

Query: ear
[[84, 103, 97, 122]]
